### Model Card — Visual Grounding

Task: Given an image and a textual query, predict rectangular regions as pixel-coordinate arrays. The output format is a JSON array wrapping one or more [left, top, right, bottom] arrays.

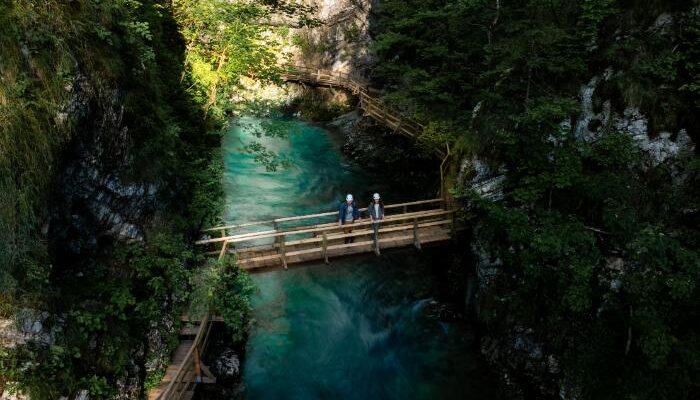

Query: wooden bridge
[[281, 66, 427, 141], [149, 66, 458, 399], [149, 198, 458, 399], [197, 198, 457, 270]]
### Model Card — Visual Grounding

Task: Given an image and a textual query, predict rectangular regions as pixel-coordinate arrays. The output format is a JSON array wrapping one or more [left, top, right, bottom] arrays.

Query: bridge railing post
[[322, 231, 329, 264], [194, 348, 202, 384], [413, 217, 421, 250], [273, 220, 281, 247], [373, 223, 380, 256], [280, 234, 288, 270], [218, 241, 228, 261]]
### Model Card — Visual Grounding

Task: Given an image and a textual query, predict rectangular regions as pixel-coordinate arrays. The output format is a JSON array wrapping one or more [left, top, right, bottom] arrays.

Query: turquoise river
[[206, 116, 502, 399]]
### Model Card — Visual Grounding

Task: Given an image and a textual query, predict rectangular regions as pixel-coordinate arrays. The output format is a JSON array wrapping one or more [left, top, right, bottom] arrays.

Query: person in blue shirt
[[338, 194, 360, 243], [368, 193, 385, 249]]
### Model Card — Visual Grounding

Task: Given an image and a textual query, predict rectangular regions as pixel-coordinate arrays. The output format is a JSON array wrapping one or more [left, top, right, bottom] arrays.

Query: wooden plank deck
[[234, 222, 451, 270], [148, 317, 215, 400], [148, 340, 194, 400]]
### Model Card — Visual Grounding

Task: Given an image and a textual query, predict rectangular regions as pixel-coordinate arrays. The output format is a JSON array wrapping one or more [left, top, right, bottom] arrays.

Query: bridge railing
[[280, 65, 426, 138], [201, 198, 446, 240], [197, 198, 456, 267], [156, 313, 212, 400]]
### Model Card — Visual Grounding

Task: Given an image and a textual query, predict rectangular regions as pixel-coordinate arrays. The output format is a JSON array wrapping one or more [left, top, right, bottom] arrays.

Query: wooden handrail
[[217, 209, 456, 245], [197, 205, 449, 245], [158, 313, 210, 400], [204, 198, 443, 233], [281, 66, 427, 134]]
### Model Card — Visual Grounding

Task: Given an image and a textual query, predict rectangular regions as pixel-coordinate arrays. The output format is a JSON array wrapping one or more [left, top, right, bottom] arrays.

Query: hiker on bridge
[[368, 193, 385, 242], [339, 194, 360, 244]]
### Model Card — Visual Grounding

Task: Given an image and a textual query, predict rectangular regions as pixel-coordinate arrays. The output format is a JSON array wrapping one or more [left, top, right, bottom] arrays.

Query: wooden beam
[[237, 231, 452, 270], [280, 238, 288, 270], [226, 209, 455, 244], [322, 232, 329, 264], [373, 224, 380, 256], [413, 218, 421, 250], [198, 207, 453, 245], [193, 348, 202, 384], [218, 241, 228, 260]]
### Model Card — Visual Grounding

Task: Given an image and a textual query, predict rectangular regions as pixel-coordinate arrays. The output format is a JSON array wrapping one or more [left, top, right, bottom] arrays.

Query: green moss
[[143, 368, 166, 393]]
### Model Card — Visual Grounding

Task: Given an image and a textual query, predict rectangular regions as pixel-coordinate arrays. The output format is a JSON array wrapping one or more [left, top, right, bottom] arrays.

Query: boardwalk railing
[[197, 198, 457, 270], [281, 66, 427, 140], [150, 313, 214, 400]]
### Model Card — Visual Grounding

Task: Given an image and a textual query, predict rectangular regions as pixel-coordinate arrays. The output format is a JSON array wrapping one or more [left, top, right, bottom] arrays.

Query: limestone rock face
[[49, 74, 160, 251], [573, 71, 695, 169], [291, 0, 376, 76], [212, 349, 241, 379], [457, 156, 506, 202]]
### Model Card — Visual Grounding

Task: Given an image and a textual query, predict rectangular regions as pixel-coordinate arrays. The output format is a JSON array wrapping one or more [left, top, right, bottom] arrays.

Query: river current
[[211, 116, 500, 399]]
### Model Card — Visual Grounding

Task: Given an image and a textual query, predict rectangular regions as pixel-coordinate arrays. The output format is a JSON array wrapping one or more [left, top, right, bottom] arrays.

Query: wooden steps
[[280, 66, 425, 139]]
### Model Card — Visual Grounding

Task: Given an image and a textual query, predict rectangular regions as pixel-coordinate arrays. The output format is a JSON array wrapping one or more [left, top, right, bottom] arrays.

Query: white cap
[[346, 194, 353, 201], [373, 193, 380, 200]]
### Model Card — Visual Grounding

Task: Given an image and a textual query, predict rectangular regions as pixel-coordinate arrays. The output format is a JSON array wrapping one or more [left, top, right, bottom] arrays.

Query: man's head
[[346, 194, 354, 204], [373, 193, 380, 203]]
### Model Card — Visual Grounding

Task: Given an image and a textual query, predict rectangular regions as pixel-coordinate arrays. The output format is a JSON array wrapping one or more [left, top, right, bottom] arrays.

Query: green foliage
[[416, 121, 457, 157], [188, 255, 254, 343], [579, 0, 616, 44], [210, 256, 255, 342], [173, 0, 284, 121], [376, 0, 700, 398], [143, 367, 166, 392], [343, 23, 361, 43], [0, 0, 231, 398]]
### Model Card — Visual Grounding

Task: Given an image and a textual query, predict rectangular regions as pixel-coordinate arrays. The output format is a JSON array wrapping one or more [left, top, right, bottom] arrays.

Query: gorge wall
[[1, 2, 221, 398]]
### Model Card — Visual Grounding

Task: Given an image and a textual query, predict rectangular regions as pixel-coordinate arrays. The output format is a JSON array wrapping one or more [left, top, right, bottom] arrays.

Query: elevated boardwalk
[[281, 66, 427, 141], [148, 316, 216, 400], [197, 198, 457, 270]]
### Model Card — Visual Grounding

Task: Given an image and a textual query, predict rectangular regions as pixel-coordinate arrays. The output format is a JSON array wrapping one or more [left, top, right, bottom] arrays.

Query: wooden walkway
[[147, 316, 216, 400], [197, 198, 457, 270], [281, 66, 428, 141]]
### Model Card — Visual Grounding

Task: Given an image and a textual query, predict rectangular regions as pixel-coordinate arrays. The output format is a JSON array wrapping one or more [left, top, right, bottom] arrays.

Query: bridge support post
[[280, 237, 288, 270], [373, 224, 381, 256], [273, 220, 281, 248], [194, 348, 202, 384], [322, 231, 329, 264], [218, 241, 228, 261], [413, 218, 421, 250]]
